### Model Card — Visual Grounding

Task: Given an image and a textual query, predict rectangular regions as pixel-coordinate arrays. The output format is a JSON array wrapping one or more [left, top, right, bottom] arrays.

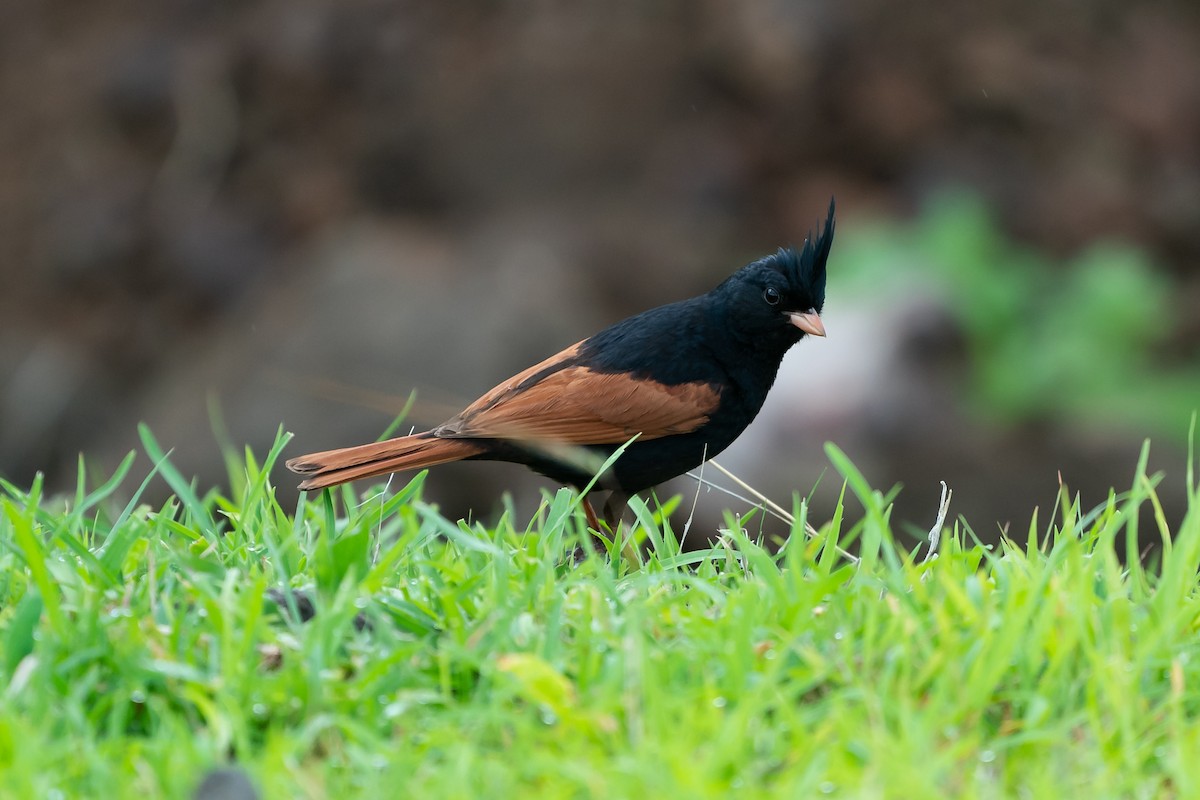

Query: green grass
[[2, 425, 1200, 798]]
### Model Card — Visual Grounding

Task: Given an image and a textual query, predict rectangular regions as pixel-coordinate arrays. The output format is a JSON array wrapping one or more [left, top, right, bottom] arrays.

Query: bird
[[287, 199, 835, 533]]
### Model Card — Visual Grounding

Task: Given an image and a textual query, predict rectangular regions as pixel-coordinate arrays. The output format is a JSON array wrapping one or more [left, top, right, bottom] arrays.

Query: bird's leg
[[603, 490, 630, 530], [604, 490, 643, 566], [582, 495, 602, 533], [577, 491, 633, 557], [580, 492, 620, 554]]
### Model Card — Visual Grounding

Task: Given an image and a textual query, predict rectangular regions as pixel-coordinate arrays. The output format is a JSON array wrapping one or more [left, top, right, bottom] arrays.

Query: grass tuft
[[1, 427, 1199, 797]]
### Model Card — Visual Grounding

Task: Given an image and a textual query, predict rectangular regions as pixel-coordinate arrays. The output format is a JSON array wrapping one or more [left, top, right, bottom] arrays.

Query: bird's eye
[[763, 287, 781, 306]]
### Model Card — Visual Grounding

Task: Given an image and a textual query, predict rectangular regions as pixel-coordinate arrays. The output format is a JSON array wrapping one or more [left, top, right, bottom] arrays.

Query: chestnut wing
[[435, 343, 720, 445]]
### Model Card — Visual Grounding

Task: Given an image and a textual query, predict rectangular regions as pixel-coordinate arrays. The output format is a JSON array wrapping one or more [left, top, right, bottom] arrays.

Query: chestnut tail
[[285, 433, 484, 491]]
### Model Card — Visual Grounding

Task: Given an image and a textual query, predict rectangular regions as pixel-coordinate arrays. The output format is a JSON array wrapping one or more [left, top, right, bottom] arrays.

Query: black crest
[[769, 197, 836, 295]]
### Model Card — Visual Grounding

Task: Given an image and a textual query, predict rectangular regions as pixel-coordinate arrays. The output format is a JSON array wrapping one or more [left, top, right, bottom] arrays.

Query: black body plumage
[[481, 199, 836, 493], [288, 199, 837, 521]]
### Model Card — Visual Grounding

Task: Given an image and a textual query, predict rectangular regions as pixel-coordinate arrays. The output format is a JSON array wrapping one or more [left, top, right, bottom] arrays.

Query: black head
[[711, 198, 835, 349]]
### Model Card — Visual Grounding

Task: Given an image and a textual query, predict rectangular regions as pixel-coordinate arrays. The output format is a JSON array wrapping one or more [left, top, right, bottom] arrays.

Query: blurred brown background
[[3, 1, 1198, 542]]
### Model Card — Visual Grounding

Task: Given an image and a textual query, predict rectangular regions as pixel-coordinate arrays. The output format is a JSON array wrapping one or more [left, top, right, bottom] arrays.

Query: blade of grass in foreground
[[2, 424, 1200, 797], [139, 423, 219, 536]]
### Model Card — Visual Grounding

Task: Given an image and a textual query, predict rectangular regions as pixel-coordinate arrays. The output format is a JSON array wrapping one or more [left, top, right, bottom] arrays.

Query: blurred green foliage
[[834, 191, 1199, 433]]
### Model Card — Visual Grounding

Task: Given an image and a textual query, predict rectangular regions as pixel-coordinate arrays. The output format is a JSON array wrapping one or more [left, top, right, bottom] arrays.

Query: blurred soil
[[2, 1, 1198, 537]]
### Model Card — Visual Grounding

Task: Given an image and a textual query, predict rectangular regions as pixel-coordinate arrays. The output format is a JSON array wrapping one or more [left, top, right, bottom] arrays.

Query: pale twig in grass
[[922, 481, 952, 565], [688, 459, 859, 564], [680, 444, 708, 553], [684, 474, 783, 521], [690, 460, 952, 568], [370, 472, 395, 566], [353, 428, 413, 566], [709, 460, 819, 536]]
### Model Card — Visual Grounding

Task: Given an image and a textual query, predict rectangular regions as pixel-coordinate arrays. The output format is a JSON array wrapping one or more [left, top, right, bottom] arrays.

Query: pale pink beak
[[788, 309, 826, 337]]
